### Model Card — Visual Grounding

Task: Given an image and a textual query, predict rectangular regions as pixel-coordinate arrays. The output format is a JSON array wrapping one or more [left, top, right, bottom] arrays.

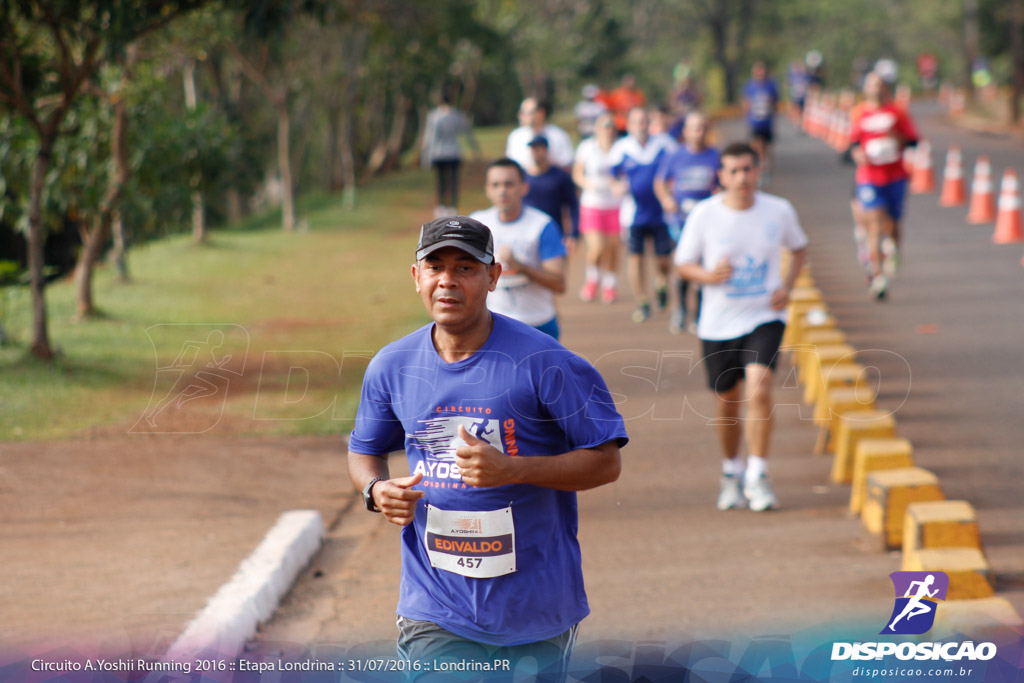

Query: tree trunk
[[276, 98, 295, 231], [110, 208, 129, 282], [183, 59, 206, 243], [324, 106, 340, 191], [226, 189, 243, 223], [75, 216, 111, 318], [28, 144, 54, 359], [191, 191, 205, 243], [76, 62, 131, 317], [383, 87, 409, 173], [338, 105, 357, 209], [964, 0, 980, 100], [708, 6, 734, 104], [1011, 0, 1024, 123]]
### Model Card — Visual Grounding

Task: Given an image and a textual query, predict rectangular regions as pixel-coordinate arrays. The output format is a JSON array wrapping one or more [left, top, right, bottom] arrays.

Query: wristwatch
[[362, 477, 385, 513]]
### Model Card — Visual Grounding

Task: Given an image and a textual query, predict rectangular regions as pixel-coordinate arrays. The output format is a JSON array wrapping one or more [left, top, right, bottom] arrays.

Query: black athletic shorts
[[700, 320, 786, 393]]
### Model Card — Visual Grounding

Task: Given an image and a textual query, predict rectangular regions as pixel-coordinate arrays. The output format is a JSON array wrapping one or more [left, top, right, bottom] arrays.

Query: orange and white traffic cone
[[939, 145, 967, 207], [992, 168, 1024, 244], [830, 110, 847, 151], [909, 140, 935, 194], [967, 156, 997, 224]]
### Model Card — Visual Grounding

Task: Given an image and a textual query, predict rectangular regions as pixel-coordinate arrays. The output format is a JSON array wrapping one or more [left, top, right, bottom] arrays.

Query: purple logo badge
[[880, 571, 949, 635]]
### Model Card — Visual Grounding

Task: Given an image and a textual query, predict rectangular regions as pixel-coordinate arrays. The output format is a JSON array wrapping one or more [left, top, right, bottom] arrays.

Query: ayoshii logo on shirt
[[408, 415, 502, 484]]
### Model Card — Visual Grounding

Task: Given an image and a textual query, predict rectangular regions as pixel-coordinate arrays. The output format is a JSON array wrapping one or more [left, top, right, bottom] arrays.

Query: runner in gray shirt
[[421, 93, 480, 217]]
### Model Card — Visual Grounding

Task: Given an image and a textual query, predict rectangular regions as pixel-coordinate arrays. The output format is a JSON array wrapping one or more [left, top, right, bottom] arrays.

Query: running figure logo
[[880, 571, 949, 635], [132, 324, 249, 434], [408, 416, 502, 462]]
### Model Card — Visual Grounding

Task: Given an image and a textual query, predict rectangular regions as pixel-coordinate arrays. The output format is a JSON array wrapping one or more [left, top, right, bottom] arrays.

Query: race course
[[2, 106, 1022, 671]]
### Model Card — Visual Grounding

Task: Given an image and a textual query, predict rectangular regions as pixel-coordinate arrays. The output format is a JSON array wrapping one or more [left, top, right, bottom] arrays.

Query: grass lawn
[[0, 127, 509, 441]]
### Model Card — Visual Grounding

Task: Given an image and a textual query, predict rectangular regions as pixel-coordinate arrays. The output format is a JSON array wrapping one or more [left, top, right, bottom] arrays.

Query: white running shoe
[[881, 237, 899, 276], [744, 474, 778, 512], [668, 309, 684, 334], [869, 273, 888, 300], [717, 475, 747, 510]]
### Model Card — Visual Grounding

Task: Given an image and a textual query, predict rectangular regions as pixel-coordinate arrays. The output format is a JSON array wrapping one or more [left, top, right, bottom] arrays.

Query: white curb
[[165, 509, 325, 661]]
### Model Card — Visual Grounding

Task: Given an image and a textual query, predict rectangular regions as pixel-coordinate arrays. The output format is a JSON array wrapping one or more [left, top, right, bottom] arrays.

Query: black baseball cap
[[527, 134, 549, 147], [416, 215, 494, 264]]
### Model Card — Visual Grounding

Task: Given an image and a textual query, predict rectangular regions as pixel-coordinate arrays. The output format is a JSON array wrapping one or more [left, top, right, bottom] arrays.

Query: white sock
[[602, 272, 618, 288], [722, 457, 744, 477], [585, 265, 600, 283], [745, 455, 768, 481]]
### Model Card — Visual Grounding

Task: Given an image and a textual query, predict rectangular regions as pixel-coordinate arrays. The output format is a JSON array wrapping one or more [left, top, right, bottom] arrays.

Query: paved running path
[[256, 107, 1024, 653]]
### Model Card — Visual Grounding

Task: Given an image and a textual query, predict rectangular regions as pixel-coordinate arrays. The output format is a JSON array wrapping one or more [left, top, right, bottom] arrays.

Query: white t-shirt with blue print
[[471, 205, 566, 327], [674, 192, 808, 341]]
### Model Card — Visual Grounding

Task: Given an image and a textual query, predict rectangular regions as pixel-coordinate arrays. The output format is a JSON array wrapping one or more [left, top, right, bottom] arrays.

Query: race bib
[[751, 94, 773, 119], [864, 137, 900, 165], [424, 505, 516, 578]]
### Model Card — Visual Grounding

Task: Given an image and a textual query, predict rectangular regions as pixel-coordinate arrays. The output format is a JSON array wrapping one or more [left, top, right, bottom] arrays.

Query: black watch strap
[[363, 477, 385, 513]]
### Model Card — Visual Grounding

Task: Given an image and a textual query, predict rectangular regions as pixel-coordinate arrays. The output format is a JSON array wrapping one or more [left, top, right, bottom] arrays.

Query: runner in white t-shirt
[[675, 142, 808, 513], [471, 158, 568, 340], [506, 98, 575, 170], [572, 112, 622, 303]]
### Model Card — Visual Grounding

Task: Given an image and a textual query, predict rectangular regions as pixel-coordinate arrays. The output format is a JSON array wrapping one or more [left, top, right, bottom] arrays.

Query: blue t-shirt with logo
[[609, 133, 677, 228], [743, 78, 779, 127], [655, 146, 720, 224], [349, 313, 628, 646]]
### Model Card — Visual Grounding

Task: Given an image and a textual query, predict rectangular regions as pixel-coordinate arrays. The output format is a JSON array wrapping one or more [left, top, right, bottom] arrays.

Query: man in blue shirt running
[[654, 111, 720, 334], [348, 215, 628, 680], [609, 107, 678, 323], [742, 61, 779, 185], [523, 135, 580, 242]]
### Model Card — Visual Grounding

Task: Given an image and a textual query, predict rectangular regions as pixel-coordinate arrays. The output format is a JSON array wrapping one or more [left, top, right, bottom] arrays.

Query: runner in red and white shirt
[[847, 70, 919, 299]]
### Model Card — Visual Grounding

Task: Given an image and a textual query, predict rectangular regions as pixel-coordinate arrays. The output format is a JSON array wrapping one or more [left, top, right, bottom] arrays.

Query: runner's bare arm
[[771, 246, 807, 310], [455, 425, 620, 491], [348, 451, 425, 526], [571, 158, 590, 192], [677, 258, 733, 285], [653, 177, 679, 214], [499, 246, 567, 294]]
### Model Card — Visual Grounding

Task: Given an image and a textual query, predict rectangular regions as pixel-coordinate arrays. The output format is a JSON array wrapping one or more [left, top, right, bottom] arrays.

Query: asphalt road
[[255, 104, 1024, 660]]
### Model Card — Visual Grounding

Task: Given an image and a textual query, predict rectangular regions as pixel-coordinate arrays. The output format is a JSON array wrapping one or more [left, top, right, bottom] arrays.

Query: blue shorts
[[750, 123, 774, 143], [628, 223, 674, 256], [857, 178, 908, 220]]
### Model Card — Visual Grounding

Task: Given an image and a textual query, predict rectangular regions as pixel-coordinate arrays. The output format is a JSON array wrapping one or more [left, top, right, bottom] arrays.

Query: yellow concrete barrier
[[784, 303, 832, 348], [814, 385, 878, 454], [805, 358, 867, 408], [831, 409, 896, 483], [799, 342, 858, 391], [930, 597, 1023, 638], [903, 548, 993, 599], [850, 438, 914, 514], [789, 329, 847, 367], [902, 500, 983, 566], [862, 467, 944, 549]]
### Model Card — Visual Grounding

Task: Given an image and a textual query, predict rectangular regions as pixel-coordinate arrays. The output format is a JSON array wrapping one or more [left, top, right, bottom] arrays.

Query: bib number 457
[[457, 558, 482, 569]]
